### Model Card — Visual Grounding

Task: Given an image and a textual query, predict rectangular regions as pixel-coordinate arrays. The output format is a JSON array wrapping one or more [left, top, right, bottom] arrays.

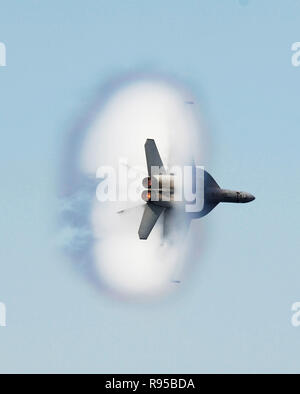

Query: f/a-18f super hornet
[[138, 139, 255, 240]]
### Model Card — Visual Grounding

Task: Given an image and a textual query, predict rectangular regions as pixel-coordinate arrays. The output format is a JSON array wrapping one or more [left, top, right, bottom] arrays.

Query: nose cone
[[242, 192, 255, 203], [248, 193, 255, 202]]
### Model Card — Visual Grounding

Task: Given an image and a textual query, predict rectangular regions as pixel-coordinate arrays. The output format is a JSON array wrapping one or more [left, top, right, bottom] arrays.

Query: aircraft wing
[[138, 203, 165, 240], [145, 139, 166, 175]]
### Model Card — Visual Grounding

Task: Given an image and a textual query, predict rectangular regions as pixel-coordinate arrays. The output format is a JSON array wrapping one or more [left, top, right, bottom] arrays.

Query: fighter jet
[[138, 139, 255, 240]]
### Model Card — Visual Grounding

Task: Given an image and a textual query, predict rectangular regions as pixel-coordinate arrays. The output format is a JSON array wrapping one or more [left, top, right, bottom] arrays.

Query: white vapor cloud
[[61, 75, 207, 299]]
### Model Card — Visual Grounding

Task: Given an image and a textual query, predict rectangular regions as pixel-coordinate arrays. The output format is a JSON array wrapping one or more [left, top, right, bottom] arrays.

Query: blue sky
[[0, 0, 300, 373]]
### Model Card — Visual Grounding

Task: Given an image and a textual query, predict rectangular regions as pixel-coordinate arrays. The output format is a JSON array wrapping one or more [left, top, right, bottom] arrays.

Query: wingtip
[[145, 138, 155, 144], [138, 234, 148, 240], [138, 229, 148, 240]]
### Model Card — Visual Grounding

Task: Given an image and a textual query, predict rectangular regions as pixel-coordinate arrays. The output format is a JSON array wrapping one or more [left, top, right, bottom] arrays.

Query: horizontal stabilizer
[[138, 203, 165, 240], [145, 139, 166, 176]]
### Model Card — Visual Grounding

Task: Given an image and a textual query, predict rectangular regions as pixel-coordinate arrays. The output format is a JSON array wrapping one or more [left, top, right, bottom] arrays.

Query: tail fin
[[189, 170, 220, 218], [204, 171, 220, 190], [199, 171, 220, 216]]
